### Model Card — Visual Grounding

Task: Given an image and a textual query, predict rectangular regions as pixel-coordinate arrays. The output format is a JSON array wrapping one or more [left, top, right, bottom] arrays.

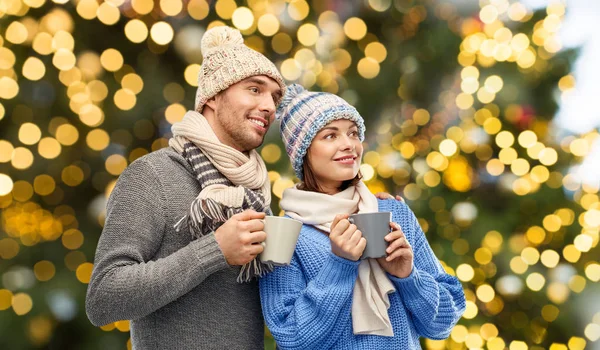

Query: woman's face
[[306, 119, 363, 194]]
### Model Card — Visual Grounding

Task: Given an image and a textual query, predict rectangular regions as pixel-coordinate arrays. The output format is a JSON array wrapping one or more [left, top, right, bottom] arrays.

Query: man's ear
[[204, 96, 217, 111]]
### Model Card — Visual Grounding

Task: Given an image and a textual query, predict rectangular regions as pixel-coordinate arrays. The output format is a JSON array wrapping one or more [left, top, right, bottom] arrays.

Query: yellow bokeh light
[[79, 104, 104, 127], [165, 103, 186, 124], [360, 164, 375, 181], [121, 74, 144, 94], [11, 147, 35, 170], [76, 262, 94, 283], [62, 165, 84, 187], [476, 284, 495, 302], [62, 228, 84, 250], [97, 2, 120, 25], [6, 21, 28, 44], [184, 64, 201, 87], [569, 138, 589, 157], [495, 131, 514, 148], [538, 147, 558, 166], [486, 158, 505, 176], [510, 341, 528, 350], [439, 139, 458, 157], [34, 261, 56, 282], [261, 144, 281, 164], [499, 147, 517, 165], [124, 19, 148, 44], [232, 7, 254, 31], [215, 0, 237, 20], [19, 123, 42, 145], [485, 75, 504, 93], [462, 301, 478, 319], [511, 158, 530, 176], [526, 272, 545, 291], [0, 140, 13, 163], [297, 23, 319, 46], [150, 22, 174, 45], [188, 0, 209, 20], [456, 264, 474, 281], [518, 130, 537, 148], [0, 77, 19, 100], [272, 32, 293, 54], [38, 137, 62, 159], [289, 1, 310, 21], [521, 247, 540, 265], [52, 49, 76, 71], [357, 57, 380, 79], [272, 177, 295, 198], [114, 89, 137, 110], [280, 59, 301, 81], [0, 174, 14, 196], [511, 33, 530, 52], [12, 293, 33, 316], [77, 0, 99, 20], [475, 247, 493, 264], [558, 74, 576, 91], [479, 5, 498, 24], [517, 48, 536, 68], [344, 17, 367, 41], [56, 124, 79, 146], [257, 14, 280, 37], [0, 47, 16, 70], [86, 129, 110, 151], [508, 3, 528, 21], [585, 324, 600, 341], [160, 0, 182, 16], [100, 49, 123, 72], [131, 0, 153, 15], [365, 42, 387, 63], [455, 93, 474, 110], [106, 154, 128, 175], [22, 57, 46, 81], [34, 174, 56, 196], [542, 304, 560, 322]]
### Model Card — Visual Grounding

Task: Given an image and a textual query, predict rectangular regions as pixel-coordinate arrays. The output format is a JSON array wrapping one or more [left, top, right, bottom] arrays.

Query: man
[[86, 26, 286, 349]]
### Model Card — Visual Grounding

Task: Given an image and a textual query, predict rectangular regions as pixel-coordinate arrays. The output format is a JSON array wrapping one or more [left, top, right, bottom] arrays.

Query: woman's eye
[[250, 87, 259, 93], [324, 134, 335, 139]]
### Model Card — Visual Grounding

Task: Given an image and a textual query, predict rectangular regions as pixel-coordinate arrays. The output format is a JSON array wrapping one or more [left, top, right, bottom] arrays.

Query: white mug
[[259, 216, 302, 266]]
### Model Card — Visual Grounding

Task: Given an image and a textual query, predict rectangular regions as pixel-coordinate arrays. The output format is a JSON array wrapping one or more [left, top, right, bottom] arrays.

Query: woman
[[259, 84, 466, 349]]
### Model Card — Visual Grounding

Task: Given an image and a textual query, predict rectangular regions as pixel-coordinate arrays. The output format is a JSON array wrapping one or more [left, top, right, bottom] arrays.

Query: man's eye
[[250, 87, 259, 93]]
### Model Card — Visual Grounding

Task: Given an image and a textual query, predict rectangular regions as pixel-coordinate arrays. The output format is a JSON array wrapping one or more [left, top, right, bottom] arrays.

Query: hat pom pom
[[276, 84, 305, 118], [201, 26, 244, 55]]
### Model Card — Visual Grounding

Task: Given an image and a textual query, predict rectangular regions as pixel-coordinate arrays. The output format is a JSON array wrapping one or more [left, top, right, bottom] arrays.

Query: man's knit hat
[[194, 26, 286, 112], [277, 84, 365, 180]]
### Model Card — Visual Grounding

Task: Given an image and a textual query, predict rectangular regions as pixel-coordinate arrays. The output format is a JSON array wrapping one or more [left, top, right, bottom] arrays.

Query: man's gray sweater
[[85, 147, 265, 349]]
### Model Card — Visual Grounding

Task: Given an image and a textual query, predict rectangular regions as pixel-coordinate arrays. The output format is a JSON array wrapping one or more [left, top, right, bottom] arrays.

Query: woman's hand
[[376, 222, 413, 278], [329, 214, 367, 261], [374, 192, 404, 202]]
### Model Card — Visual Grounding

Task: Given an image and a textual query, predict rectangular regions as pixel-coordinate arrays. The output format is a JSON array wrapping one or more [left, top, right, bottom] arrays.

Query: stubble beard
[[216, 100, 264, 152]]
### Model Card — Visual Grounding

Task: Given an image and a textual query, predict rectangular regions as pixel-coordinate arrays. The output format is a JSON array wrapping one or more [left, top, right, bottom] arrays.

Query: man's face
[[207, 76, 282, 152]]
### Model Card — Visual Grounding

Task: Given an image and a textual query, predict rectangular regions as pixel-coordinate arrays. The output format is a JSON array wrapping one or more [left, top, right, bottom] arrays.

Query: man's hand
[[329, 214, 366, 261], [374, 192, 404, 202], [376, 222, 413, 278], [214, 209, 266, 266]]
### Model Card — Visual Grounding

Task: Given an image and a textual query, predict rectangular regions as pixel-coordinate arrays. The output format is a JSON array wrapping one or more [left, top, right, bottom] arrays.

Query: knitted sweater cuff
[[314, 252, 360, 287], [388, 267, 425, 300], [191, 232, 229, 276]]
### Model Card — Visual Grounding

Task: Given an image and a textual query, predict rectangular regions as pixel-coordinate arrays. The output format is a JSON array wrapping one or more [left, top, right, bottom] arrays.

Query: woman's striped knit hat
[[277, 84, 365, 180]]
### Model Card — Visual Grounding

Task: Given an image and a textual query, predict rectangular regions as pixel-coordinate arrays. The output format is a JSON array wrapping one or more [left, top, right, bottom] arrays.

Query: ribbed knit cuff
[[313, 252, 360, 288], [388, 267, 425, 301], [191, 232, 229, 276]]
